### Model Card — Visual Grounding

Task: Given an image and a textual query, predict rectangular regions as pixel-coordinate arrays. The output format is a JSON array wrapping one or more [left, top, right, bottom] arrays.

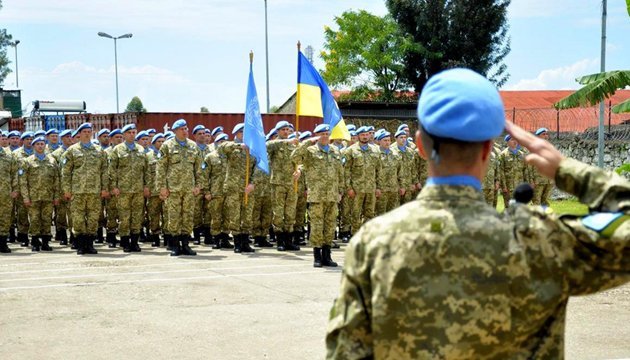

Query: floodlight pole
[[98, 32, 133, 113], [597, 0, 607, 168]]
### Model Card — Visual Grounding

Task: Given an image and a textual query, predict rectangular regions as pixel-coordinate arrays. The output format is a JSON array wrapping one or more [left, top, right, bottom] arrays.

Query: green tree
[[125, 96, 146, 113], [200, 106, 209, 113], [386, 0, 511, 92], [269, 105, 280, 113], [0, 0, 14, 86], [321, 10, 413, 101]]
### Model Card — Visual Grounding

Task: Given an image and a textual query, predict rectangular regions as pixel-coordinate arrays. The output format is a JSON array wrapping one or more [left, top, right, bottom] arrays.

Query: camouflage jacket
[[482, 147, 501, 191], [378, 148, 402, 192], [61, 143, 109, 195], [267, 139, 297, 186], [291, 141, 343, 203], [202, 151, 228, 197], [344, 142, 382, 193], [19, 154, 59, 202], [146, 150, 160, 196], [391, 145, 419, 190], [156, 138, 202, 192], [109, 142, 148, 193], [0, 147, 17, 194], [498, 147, 530, 191], [217, 141, 256, 194], [251, 166, 271, 198], [326, 158, 630, 359]]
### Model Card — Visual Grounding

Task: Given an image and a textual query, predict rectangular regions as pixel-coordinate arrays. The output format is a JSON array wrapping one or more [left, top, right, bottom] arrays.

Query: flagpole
[[245, 51, 254, 206], [294, 41, 301, 194]]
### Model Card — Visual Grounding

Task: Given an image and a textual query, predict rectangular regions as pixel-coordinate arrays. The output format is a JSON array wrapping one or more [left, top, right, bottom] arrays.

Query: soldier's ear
[[416, 130, 428, 160], [481, 141, 493, 162]]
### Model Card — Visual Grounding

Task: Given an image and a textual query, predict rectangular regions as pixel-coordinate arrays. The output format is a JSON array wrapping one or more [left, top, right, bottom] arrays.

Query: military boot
[[219, 233, 234, 249], [121, 236, 132, 253], [0, 236, 11, 253], [233, 235, 242, 253], [298, 229, 306, 246], [140, 227, 148, 242], [313, 248, 322, 268], [31, 236, 41, 252], [164, 234, 172, 250], [19, 233, 29, 247], [95, 228, 105, 244], [8, 226, 17, 243], [181, 237, 197, 256], [321, 245, 338, 267], [84, 235, 98, 254], [70, 233, 77, 250], [192, 227, 202, 245], [284, 232, 300, 251], [107, 232, 118, 248], [151, 234, 160, 247], [240, 234, 255, 253], [169, 236, 181, 257], [130, 233, 142, 252], [254, 236, 273, 248], [268, 227, 276, 243], [41, 235, 53, 251], [58, 230, 68, 246], [276, 232, 286, 251], [76, 235, 86, 255], [55, 229, 64, 242], [202, 227, 212, 245]]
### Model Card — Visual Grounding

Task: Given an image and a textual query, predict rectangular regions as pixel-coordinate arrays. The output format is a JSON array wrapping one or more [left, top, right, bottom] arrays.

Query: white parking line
[[0, 270, 329, 292]]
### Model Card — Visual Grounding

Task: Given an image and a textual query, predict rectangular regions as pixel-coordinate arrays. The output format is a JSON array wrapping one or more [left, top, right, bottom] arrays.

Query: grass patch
[[496, 195, 588, 216]]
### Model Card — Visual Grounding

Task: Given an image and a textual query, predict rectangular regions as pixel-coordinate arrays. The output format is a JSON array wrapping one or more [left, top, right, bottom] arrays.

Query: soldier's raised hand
[[505, 122, 564, 179]]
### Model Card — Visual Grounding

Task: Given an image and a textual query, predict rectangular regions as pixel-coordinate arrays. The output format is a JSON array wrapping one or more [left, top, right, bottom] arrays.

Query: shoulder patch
[[582, 212, 629, 237], [201, 162, 207, 170], [18, 168, 24, 176]]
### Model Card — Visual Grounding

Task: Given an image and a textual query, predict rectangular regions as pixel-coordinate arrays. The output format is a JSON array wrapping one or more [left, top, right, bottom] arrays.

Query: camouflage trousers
[[399, 188, 415, 205], [98, 199, 106, 229], [28, 201, 53, 236], [105, 197, 118, 233], [70, 193, 101, 236], [116, 192, 145, 237], [225, 190, 253, 234], [352, 192, 375, 234], [14, 195, 30, 234], [295, 191, 307, 231], [308, 201, 337, 248], [251, 194, 272, 237], [532, 183, 553, 206], [339, 194, 353, 233], [483, 188, 497, 208], [147, 196, 163, 235], [165, 191, 194, 236], [0, 193, 12, 235], [376, 191, 399, 216], [193, 195, 207, 229], [54, 199, 70, 231], [272, 184, 297, 233], [206, 195, 227, 236]]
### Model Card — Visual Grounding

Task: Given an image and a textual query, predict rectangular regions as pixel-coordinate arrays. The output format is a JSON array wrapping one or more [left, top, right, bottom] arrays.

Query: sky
[[1, 0, 629, 115]]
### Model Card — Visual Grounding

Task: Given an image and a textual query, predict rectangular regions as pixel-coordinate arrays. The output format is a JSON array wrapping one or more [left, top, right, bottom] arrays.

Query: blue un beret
[[215, 133, 229, 142], [232, 123, 244, 135], [192, 125, 206, 134], [366, 126, 375, 132], [8, 131, 20, 138], [211, 126, 224, 136], [299, 131, 313, 140], [397, 124, 409, 132], [31, 136, 46, 146], [72, 130, 79, 138], [122, 124, 137, 133], [147, 128, 157, 134], [34, 130, 46, 137], [287, 133, 297, 139], [0, 131, 6, 137], [97, 128, 111, 137], [109, 129, 122, 137], [504, 134, 512, 142], [172, 119, 187, 131], [21, 131, 34, 140], [376, 131, 391, 141], [77, 123, 93, 133], [135, 131, 149, 141], [346, 124, 356, 132], [313, 124, 330, 134], [349, 131, 357, 137], [355, 126, 369, 135], [374, 129, 385, 139], [418, 68, 504, 142], [275, 120, 294, 131], [60, 129, 73, 138], [45, 129, 59, 136], [151, 133, 164, 144], [535, 128, 548, 136], [395, 129, 406, 138]]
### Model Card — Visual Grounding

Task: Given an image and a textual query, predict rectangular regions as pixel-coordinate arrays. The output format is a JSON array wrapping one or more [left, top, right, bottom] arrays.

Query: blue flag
[[243, 63, 270, 174]]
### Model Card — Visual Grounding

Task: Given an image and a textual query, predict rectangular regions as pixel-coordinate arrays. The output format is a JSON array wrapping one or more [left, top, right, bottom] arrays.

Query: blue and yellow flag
[[243, 62, 269, 174], [297, 52, 350, 140]]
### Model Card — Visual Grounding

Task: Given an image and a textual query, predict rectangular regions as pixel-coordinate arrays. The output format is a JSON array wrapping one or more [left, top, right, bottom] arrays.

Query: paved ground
[[1, 242, 628, 360]]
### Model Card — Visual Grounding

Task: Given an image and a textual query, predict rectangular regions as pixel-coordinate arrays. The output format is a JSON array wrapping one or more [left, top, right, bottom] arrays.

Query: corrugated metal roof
[[500, 90, 630, 109]]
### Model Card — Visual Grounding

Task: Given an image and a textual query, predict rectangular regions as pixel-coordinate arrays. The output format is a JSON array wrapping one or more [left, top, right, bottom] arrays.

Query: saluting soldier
[[498, 134, 530, 206], [50, 130, 74, 245], [95, 128, 111, 244], [20, 136, 59, 252], [532, 128, 554, 207], [109, 124, 150, 253], [293, 131, 312, 245], [202, 133, 233, 249], [375, 131, 401, 216], [337, 129, 355, 243], [249, 145, 274, 248], [61, 123, 110, 255], [291, 124, 343, 267], [0, 143, 18, 253], [156, 119, 202, 256]]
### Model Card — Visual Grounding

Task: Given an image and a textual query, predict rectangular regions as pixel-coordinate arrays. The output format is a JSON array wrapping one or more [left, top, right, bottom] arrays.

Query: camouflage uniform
[[344, 143, 382, 234], [267, 140, 298, 234], [217, 141, 255, 235], [0, 147, 17, 251], [294, 167, 308, 235], [391, 145, 418, 205], [338, 146, 353, 239], [61, 142, 109, 253], [532, 168, 553, 206], [291, 141, 343, 248], [326, 158, 630, 359], [375, 148, 401, 216], [193, 144, 212, 242], [146, 150, 163, 242], [498, 146, 530, 206], [103, 146, 119, 240], [12, 147, 33, 241], [482, 146, 501, 208], [20, 153, 59, 240], [51, 146, 71, 242], [109, 142, 148, 250], [250, 166, 273, 241], [156, 138, 202, 239], [203, 150, 229, 246]]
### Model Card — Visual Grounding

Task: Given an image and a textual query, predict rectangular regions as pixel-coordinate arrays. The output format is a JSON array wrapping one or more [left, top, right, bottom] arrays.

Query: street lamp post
[[264, 0, 270, 113], [98, 32, 133, 113], [11, 40, 20, 88]]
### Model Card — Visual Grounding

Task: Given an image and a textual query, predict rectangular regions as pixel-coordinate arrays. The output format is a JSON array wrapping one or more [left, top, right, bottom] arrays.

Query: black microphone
[[513, 183, 534, 204]]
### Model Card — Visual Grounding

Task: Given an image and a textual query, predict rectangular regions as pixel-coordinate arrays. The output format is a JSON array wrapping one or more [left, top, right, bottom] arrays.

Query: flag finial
[[249, 51, 254, 64], [297, 41, 301, 52]]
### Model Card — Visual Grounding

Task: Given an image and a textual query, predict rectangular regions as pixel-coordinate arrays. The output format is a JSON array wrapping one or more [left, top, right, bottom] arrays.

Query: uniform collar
[[35, 152, 46, 161], [426, 175, 482, 192], [23, 147, 33, 155]]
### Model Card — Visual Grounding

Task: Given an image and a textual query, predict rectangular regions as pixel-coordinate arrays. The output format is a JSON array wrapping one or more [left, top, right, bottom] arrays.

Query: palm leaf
[[627, 0, 630, 17], [554, 70, 630, 110], [612, 98, 630, 113]]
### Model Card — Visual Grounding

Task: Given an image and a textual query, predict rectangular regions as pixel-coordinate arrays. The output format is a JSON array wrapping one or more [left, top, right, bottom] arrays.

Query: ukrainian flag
[[297, 51, 350, 140]]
